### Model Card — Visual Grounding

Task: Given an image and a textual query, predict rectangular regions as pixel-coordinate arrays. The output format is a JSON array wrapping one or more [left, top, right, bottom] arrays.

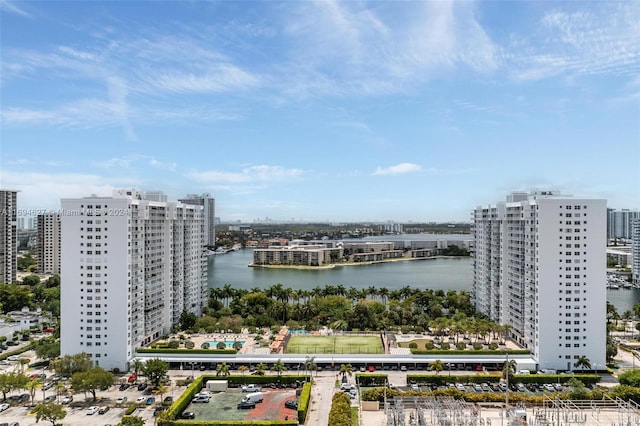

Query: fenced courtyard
[[284, 335, 384, 354]]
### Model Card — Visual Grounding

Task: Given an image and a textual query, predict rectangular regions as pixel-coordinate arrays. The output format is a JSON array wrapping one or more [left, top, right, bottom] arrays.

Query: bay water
[[207, 248, 637, 314]]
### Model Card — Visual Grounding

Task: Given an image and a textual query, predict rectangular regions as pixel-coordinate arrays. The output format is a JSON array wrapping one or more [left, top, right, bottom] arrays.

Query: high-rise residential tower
[[0, 190, 18, 284], [607, 209, 640, 240], [60, 190, 207, 370], [473, 191, 606, 370], [179, 193, 215, 247], [632, 219, 640, 287], [37, 213, 61, 274]]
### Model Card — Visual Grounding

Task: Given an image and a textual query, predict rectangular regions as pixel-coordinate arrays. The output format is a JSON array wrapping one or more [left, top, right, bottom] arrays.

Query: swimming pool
[[288, 329, 308, 335], [206, 340, 245, 348]]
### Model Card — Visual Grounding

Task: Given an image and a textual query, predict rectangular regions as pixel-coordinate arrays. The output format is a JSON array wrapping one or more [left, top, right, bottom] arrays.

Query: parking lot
[[180, 388, 298, 422]]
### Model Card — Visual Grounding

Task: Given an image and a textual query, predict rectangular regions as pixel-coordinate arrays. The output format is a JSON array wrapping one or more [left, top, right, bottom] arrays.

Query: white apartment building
[[473, 191, 606, 371], [179, 193, 215, 247], [632, 219, 640, 287], [60, 190, 207, 370], [0, 190, 18, 284], [37, 213, 61, 274]]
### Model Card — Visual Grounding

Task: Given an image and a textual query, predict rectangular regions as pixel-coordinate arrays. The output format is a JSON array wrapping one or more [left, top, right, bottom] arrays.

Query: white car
[[0, 403, 9, 412], [86, 406, 99, 415], [136, 396, 146, 403], [61, 395, 73, 404], [241, 384, 260, 392], [116, 396, 128, 404]]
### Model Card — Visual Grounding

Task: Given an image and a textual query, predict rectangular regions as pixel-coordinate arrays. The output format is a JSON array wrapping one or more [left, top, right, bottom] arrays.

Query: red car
[[367, 366, 375, 372]]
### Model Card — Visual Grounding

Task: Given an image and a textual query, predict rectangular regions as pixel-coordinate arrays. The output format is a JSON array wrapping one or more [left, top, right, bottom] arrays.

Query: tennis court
[[284, 335, 384, 354]]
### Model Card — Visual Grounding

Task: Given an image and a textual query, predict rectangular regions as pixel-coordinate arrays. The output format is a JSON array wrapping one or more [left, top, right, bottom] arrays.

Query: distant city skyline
[[1, 1, 638, 222]]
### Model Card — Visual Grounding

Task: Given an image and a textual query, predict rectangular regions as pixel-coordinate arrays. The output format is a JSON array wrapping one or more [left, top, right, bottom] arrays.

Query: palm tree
[[303, 357, 316, 380], [26, 378, 41, 404], [131, 358, 144, 376], [430, 360, 444, 374], [216, 362, 230, 377], [330, 319, 348, 334], [573, 356, 591, 372], [255, 363, 267, 376], [271, 359, 286, 377], [339, 364, 353, 380], [153, 383, 167, 401], [238, 365, 249, 377], [503, 359, 517, 380]]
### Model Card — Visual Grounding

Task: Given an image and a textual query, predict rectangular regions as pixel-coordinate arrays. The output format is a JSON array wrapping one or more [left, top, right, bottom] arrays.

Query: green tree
[[34, 337, 60, 360], [0, 371, 28, 400], [430, 360, 444, 374], [216, 362, 230, 377], [71, 366, 114, 401], [50, 353, 92, 377], [130, 358, 144, 376], [26, 378, 42, 404], [238, 365, 249, 376], [573, 356, 591, 371], [33, 403, 67, 426], [255, 362, 267, 376], [142, 358, 168, 386], [339, 363, 353, 380], [503, 359, 517, 381], [303, 356, 316, 379], [117, 416, 145, 426], [271, 359, 286, 377], [179, 310, 197, 331], [152, 383, 167, 401], [22, 274, 41, 286]]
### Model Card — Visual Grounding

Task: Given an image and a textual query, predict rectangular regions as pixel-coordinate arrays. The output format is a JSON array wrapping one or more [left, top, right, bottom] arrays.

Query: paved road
[[306, 373, 336, 425]]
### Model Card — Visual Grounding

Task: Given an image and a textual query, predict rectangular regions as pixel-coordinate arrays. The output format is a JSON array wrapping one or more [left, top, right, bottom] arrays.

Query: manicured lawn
[[285, 335, 383, 354]]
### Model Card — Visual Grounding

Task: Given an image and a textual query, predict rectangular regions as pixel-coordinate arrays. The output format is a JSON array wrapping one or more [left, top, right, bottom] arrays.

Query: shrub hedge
[[136, 348, 237, 354], [0, 343, 33, 361], [410, 349, 531, 355], [407, 374, 501, 385], [297, 381, 312, 424], [355, 373, 387, 386], [328, 392, 352, 426]]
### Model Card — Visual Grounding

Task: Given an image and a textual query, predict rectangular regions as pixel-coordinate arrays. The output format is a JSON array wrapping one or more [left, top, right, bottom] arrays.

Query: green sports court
[[284, 335, 384, 354]]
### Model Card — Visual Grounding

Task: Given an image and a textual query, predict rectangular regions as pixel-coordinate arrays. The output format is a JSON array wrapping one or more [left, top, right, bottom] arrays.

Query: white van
[[242, 392, 263, 404]]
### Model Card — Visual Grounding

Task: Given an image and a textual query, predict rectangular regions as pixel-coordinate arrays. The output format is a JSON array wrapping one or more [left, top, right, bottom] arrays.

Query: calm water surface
[[207, 248, 635, 313], [207, 249, 472, 292]]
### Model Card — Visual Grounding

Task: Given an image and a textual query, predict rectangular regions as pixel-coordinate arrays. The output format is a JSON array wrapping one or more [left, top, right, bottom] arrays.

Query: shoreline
[[248, 255, 470, 270]]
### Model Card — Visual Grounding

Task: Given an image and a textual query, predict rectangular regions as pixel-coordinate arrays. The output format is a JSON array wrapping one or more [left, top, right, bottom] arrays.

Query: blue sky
[[1, 0, 638, 222]]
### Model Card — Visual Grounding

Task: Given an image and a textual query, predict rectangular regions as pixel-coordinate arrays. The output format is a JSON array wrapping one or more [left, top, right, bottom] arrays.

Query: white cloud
[[0, 170, 137, 212], [0, 0, 31, 17], [373, 163, 422, 176], [188, 165, 305, 184], [154, 65, 261, 94]]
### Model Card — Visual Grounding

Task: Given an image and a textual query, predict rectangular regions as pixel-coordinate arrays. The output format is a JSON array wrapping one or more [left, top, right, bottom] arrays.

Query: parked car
[[0, 403, 9, 412], [86, 406, 99, 415], [410, 384, 419, 391], [237, 400, 256, 409], [162, 396, 173, 405], [98, 406, 109, 414], [192, 395, 210, 403], [118, 383, 129, 391], [136, 396, 146, 404], [241, 384, 260, 392], [284, 399, 298, 409], [137, 382, 147, 391], [154, 407, 166, 416], [116, 396, 128, 404], [146, 397, 155, 405], [61, 395, 73, 404], [181, 412, 196, 419]]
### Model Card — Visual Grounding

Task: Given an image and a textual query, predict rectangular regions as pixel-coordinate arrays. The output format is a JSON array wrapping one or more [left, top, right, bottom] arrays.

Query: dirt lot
[[184, 388, 298, 422]]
